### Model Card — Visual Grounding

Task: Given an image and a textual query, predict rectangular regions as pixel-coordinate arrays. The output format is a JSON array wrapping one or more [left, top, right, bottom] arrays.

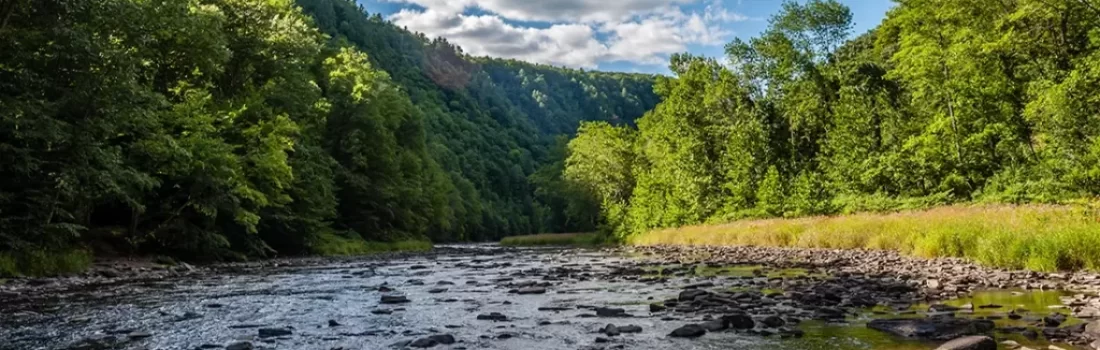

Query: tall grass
[[0, 249, 93, 277], [629, 204, 1100, 272], [500, 232, 605, 246], [311, 233, 432, 256]]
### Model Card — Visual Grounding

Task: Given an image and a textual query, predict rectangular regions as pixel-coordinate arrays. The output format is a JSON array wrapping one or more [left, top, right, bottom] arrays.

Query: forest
[[6, 0, 1100, 275], [0, 0, 657, 272], [565, 0, 1100, 238]]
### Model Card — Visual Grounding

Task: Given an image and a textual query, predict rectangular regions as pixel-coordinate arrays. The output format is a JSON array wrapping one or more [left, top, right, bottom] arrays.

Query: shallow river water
[[0, 245, 1085, 350]]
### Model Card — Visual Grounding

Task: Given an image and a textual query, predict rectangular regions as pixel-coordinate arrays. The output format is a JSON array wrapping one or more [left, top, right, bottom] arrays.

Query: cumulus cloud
[[385, 0, 746, 69]]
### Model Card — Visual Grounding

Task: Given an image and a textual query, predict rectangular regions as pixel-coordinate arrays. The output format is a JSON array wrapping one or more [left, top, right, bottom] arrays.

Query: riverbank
[[630, 204, 1100, 272], [499, 232, 604, 246], [0, 236, 432, 278]]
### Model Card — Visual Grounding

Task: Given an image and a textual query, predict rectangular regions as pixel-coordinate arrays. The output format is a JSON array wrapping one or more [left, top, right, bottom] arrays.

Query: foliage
[[0, 0, 658, 273], [311, 232, 431, 256], [564, 0, 1100, 243], [499, 232, 605, 247], [0, 250, 93, 277]]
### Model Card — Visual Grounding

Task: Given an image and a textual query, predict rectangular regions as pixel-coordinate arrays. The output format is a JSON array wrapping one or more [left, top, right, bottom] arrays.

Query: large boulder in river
[[934, 336, 996, 350], [867, 318, 994, 340]]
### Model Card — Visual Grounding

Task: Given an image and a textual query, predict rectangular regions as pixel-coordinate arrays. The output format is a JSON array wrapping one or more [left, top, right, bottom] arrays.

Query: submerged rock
[[380, 295, 410, 304], [226, 342, 253, 350], [476, 312, 508, 321], [595, 307, 629, 317], [516, 287, 546, 295], [409, 334, 455, 348], [699, 319, 727, 332], [934, 336, 996, 350], [668, 324, 706, 338], [257, 327, 292, 338], [761, 315, 785, 328], [679, 289, 708, 301], [722, 314, 755, 329], [867, 318, 994, 340]]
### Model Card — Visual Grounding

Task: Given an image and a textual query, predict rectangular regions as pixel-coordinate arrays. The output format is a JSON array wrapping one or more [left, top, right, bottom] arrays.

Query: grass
[[499, 232, 605, 246], [0, 249, 93, 277], [311, 232, 432, 256], [629, 204, 1100, 272]]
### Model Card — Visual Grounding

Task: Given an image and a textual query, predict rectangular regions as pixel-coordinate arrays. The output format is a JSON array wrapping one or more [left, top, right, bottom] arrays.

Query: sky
[[356, 0, 897, 74]]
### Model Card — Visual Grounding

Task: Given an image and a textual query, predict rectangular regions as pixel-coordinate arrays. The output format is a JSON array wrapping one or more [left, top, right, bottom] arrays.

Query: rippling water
[[0, 245, 1080, 350]]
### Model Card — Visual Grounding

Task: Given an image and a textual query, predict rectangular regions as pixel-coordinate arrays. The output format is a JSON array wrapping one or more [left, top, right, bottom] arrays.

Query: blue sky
[[355, 0, 897, 74]]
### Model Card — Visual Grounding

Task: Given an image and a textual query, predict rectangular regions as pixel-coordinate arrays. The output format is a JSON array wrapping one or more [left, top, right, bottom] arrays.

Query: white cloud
[[385, 0, 747, 69]]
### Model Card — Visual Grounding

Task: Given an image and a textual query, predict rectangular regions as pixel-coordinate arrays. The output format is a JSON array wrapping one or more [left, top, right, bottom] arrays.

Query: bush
[[310, 232, 432, 256], [499, 232, 606, 246], [0, 249, 93, 277]]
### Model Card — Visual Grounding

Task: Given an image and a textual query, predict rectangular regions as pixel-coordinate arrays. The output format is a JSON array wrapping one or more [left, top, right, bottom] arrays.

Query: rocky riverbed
[[2, 244, 1100, 350]]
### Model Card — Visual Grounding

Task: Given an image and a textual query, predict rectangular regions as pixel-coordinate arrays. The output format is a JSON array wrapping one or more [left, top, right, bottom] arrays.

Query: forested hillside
[[566, 0, 1100, 237], [0, 0, 657, 270]]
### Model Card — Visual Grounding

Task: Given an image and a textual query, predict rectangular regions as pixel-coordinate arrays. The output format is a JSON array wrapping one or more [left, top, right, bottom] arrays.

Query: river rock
[[226, 342, 253, 350], [1043, 313, 1067, 327], [68, 336, 122, 350], [476, 312, 508, 321], [650, 303, 666, 312], [595, 307, 628, 317], [258, 327, 292, 338], [699, 319, 727, 331], [868, 318, 994, 340], [601, 324, 621, 336], [126, 331, 151, 339], [761, 315, 785, 328], [517, 287, 546, 295], [722, 314, 755, 329], [934, 336, 996, 350], [409, 334, 455, 348], [617, 325, 642, 333], [380, 295, 410, 304], [1086, 320, 1100, 337], [679, 289, 708, 301], [669, 324, 706, 338]]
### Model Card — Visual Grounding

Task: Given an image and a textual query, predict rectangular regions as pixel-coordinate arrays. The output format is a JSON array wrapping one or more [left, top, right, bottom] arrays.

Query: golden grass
[[500, 232, 604, 246], [629, 204, 1100, 272]]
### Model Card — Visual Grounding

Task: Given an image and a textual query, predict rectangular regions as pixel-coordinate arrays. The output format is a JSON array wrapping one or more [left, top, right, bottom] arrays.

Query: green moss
[[499, 232, 605, 246], [311, 232, 432, 256], [0, 249, 93, 277]]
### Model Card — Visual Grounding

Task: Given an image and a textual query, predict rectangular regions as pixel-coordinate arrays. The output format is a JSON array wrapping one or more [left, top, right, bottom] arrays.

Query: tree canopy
[[564, 0, 1100, 237], [0, 0, 658, 262]]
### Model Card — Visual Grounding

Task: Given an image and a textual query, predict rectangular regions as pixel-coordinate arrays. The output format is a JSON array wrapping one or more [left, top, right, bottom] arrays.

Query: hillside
[[0, 0, 657, 273]]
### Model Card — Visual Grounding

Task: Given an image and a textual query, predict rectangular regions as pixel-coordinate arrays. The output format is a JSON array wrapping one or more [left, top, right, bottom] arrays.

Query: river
[[1, 245, 1096, 350]]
